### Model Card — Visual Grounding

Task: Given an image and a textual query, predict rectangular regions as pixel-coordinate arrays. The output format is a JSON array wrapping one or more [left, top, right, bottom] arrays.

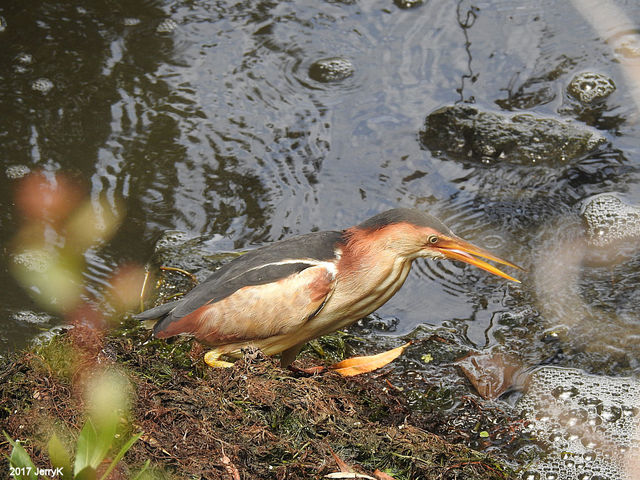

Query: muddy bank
[[1, 319, 521, 479]]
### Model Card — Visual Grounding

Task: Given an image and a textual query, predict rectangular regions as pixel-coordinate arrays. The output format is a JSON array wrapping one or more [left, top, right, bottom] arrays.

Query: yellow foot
[[204, 351, 235, 368]]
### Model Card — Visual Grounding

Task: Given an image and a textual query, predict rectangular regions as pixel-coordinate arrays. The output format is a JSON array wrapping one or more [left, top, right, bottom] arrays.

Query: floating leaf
[[329, 342, 411, 377], [455, 351, 524, 400]]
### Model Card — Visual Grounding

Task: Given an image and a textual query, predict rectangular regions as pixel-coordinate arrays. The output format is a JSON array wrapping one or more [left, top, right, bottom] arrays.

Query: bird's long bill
[[436, 237, 522, 283]]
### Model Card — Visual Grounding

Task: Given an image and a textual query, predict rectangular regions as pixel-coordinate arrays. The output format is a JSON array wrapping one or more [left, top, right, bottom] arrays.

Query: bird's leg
[[203, 350, 235, 368], [280, 343, 305, 368]]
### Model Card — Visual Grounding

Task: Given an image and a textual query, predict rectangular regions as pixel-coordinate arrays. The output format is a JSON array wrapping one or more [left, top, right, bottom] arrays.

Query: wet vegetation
[[1, 319, 523, 479]]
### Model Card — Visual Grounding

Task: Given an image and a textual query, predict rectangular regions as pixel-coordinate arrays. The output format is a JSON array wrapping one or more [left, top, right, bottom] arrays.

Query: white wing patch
[[244, 258, 338, 278]]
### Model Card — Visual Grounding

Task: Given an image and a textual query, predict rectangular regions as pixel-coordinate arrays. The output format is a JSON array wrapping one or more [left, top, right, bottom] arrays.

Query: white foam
[[518, 367, 640, 480]]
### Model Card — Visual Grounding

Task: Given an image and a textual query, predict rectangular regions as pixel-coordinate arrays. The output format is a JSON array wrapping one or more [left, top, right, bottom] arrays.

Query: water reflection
[[0, 0, 639, 382]]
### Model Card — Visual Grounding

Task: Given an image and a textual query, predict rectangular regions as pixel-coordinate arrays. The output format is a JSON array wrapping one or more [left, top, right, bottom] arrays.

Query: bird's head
[[349, 208, 521, 282]]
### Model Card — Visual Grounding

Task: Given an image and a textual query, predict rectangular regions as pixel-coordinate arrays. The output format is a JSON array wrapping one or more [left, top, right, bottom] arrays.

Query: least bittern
[[135, 209, 521, 367]]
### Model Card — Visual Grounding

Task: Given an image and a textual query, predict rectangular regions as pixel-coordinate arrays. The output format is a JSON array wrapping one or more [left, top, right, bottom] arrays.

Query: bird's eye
[[427, 234, 439, 244]]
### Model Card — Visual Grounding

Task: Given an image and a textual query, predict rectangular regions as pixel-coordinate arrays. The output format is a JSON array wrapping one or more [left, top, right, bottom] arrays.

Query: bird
[[134, 208, 521, 368]]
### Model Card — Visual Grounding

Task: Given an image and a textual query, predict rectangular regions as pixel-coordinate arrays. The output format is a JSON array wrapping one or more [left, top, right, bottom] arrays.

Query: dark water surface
[[2, 0, 640, 390]]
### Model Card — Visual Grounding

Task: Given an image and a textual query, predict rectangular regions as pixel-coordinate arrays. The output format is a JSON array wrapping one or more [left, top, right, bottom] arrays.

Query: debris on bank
[[1, 320, 517, 479]]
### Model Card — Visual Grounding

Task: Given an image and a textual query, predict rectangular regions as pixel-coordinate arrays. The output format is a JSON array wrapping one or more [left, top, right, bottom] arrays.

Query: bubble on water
[[15, 53, 33, 65], [12, 310, 53, 325], [581, 194, 640, 248], [308, 57, 354, 83], [517, 367, 640, 480], [155, 230, 190, 249], [552, 385, 581, 401], [567, 72, 615, 104], [31, 78, 54, 94], [6, 165, 31, 179], [156, 18, 178, 33], [394, 0, 424, 9], [124, 18, 141, 26]]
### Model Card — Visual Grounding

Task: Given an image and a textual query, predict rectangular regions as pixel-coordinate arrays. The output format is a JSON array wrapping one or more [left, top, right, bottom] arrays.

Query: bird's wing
[[143, 230, 344, 343], [135, 230, 343, 323], [152, 260, 337, 345]]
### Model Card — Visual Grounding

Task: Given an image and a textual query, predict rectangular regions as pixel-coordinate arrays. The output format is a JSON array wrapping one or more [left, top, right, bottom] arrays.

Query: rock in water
[[567, 72, 616, 104], [420, 104, 606, 165], [308, 57, 354, 83]]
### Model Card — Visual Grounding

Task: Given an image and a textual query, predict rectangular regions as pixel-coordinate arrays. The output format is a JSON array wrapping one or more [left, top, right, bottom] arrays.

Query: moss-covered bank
[[1, 320, 518, 479]]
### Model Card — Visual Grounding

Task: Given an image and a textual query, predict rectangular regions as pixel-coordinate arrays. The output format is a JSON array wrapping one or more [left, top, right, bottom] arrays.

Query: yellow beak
[[434, 237, 523, 283]]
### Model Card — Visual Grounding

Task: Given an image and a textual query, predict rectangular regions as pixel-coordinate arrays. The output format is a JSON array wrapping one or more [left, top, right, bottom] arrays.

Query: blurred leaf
[[74, 420, 97, 474], [421, 353, 433, 364], [74, 418, 116, 475], [3, 431, 37, 480], [85, 369, 131, 431], [75, 466, 97, 480], [11, 248, 83, 313], [329, 342, 411, 377], [107, 264, 147, 312], [48, 433, 72, 478], [15, 171, 82, 223], [66, 197, 123, 250]]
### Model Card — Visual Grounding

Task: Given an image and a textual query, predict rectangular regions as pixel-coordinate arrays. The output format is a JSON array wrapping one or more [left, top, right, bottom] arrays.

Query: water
[[1, 0, 640, 465]]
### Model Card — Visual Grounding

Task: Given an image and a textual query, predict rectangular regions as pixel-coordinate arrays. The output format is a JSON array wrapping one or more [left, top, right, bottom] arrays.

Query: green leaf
[[479, 430, 490, 438], [99, 432, 143, 480], [74, 417, 117, 474], [3, 431, 37, 480], [421, 353, 433, 364], [93, 417, 117, 469], [74, 420, 98, 474], [48, 433, 72, 478]]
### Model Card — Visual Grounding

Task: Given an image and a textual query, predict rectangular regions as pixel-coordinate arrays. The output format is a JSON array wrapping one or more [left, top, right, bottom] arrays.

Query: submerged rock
[[420, 105, 606, 165], [308, 57, 354, 83], [567, 72, 616, 104]]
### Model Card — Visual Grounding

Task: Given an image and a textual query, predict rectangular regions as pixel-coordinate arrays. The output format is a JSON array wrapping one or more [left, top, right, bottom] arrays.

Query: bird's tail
[[132, 300, 179, 321]]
